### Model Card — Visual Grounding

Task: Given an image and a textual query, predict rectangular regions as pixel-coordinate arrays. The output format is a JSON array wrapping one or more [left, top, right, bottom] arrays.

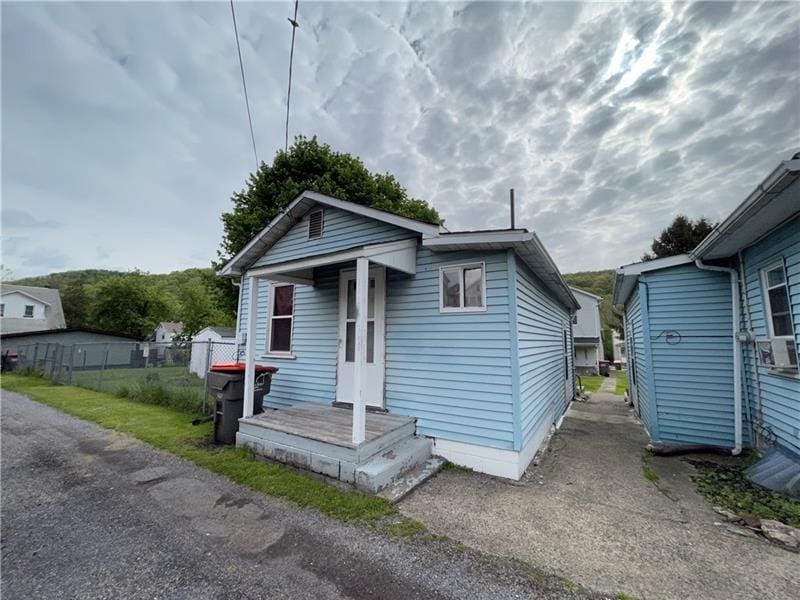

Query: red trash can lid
[[209, 362, 278, 374]]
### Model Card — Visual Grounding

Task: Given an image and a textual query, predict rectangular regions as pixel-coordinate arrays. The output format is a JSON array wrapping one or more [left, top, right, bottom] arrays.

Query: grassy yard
[[578, 375, 604, 393], [613, 370, 628, 396], [1, 374, 395, 524]]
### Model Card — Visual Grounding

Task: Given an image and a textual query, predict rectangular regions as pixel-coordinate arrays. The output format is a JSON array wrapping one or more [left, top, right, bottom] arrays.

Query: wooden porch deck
[[240, 402, 415, 449]]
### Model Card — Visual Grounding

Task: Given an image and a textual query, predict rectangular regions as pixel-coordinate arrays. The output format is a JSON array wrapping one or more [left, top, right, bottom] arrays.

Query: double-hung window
[[439, 262, 486, 312], [268, 284, 294, 354], [24, 305, 34, 318], [762, 262, 794, 339]]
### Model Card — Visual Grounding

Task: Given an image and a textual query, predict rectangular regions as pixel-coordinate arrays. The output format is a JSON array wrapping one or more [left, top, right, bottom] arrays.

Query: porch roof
[[245, 238, 417, 284]]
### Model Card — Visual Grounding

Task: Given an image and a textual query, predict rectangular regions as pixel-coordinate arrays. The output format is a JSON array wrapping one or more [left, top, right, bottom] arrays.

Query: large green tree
[[214, 136, 441, 314], [88, 273, 174, 338], [642, 215, 715, 261], [217, 136, 441, 262]]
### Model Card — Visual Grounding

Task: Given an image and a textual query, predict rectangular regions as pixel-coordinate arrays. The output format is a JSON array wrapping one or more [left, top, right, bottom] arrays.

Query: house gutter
[[693, 259, 742, 455]]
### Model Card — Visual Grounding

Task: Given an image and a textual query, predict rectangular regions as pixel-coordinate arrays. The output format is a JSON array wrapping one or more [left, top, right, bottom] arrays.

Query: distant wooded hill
[[9, 268, 235, 339], [562, 269, 620, 332]]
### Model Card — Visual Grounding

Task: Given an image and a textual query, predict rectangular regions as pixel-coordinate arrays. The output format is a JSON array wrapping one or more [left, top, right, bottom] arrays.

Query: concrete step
[[357, 419, 417, 463], [377, 457, 445, 503], [355, 437, 432, 494]]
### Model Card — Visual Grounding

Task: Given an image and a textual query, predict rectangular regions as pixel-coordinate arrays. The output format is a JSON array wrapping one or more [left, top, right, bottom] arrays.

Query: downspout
[[694, 259, 742, 455]]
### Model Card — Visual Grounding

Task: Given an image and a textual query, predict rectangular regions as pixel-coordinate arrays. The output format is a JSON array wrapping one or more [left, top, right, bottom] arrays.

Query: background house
[[612, 329, 626, 368], [613, 156, 799, 470], [223, 191, 579, 484], [571, 287, 603, 375], [0, 284, 66, 334], [189, 326, 237, 377]]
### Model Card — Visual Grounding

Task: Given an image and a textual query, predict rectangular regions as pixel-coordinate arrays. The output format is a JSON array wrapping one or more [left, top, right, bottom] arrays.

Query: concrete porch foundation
[[236, 403, 439, 495]]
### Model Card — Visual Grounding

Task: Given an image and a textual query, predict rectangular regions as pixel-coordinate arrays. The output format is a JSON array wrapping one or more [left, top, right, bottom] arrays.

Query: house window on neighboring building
[[24, 305, 34, 318], [0, 304, 4, 317], [762, 262, 794, 339], [439, 262, 486, 312], [268, 284, 294, 353]]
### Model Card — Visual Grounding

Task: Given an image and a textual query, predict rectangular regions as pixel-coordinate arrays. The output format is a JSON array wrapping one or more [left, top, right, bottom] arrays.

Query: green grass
[[689, 455, 800, 528], [612, 370, 628, 396], [641, 452, 659, 483], [578, 376, 603, 393], [441, 460, 473, 473], [1, 374, 395, 524], [384, 519, 427, 538]]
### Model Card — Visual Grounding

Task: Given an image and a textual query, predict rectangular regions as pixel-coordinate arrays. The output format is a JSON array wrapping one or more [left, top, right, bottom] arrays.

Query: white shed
[[189, 326, 237, 377]]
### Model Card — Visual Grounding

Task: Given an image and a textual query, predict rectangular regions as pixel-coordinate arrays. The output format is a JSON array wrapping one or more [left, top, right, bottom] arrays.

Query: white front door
[[336, 267, 386, 408]]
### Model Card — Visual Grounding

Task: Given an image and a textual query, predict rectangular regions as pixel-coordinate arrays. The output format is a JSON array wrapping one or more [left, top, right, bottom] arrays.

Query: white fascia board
[[423, 230, 533, 248], [691, 159, 800, 260]]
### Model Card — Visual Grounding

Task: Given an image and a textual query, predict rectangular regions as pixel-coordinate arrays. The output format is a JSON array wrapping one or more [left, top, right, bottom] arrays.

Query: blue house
[[220, 191, 579, 488], [613, 156, 800, 462]]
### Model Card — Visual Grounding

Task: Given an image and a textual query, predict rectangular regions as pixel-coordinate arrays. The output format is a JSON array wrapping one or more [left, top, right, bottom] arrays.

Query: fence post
[[32, 343, 40, 372], [202, 341, 213, 414], [97, 344, 109, 391], [69, 345, 76, 385]]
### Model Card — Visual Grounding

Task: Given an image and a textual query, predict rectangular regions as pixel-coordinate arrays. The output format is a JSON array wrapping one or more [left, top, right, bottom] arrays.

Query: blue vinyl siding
[[384, 248, 515, 450], [238, 265, 340, 409], [642, 265, 737, 447], [740, 216, 800, 456], [252, 205, 417, 267], [515, 256, 573, 449], [626, 287, 654, 435]]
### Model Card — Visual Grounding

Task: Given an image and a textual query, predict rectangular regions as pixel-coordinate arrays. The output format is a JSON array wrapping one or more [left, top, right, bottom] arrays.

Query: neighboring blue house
[[220, 191, 579, 486], [613, 156, 800, 461]]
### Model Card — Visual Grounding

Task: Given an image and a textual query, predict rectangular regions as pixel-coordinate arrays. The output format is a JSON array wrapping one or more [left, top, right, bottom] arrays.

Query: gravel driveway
[[1, 390, 596, 599], [399, 390, 800, 600]]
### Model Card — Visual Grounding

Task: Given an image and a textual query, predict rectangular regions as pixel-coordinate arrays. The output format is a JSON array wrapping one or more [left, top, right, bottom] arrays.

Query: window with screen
[[439, 263, 486, 312], [268, 284, 294, 353], [762, 262, 794, 338]]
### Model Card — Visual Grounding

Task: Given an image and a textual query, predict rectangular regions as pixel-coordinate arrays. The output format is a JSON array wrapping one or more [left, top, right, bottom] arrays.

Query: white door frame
[[336, 265, 386, 408]]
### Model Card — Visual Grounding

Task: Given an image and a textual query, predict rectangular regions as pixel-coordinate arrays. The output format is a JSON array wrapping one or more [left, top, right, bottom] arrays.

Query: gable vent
[[308, 209, 324, 240]]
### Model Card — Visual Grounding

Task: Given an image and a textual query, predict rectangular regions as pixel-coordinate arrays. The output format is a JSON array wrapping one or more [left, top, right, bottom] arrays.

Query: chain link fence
[[4, 340, 240, 414]]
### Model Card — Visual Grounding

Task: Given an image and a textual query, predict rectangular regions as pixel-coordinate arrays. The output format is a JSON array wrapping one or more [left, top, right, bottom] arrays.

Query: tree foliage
[[11, 268, 235, 338], [217, 136, 441, 262], [562, 270, 621, 333], [642, 215, 715, 261]]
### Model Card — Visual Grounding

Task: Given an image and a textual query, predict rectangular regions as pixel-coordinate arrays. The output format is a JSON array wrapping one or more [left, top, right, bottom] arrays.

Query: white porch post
[[352, 257, 369, 445], [243, 275, 258, 418]]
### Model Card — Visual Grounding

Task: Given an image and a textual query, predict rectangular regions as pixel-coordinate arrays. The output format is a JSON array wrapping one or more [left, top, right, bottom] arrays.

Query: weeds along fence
[[6, 340, 240, 414]]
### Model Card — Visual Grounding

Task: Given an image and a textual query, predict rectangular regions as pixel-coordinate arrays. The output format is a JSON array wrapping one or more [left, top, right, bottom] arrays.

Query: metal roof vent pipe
[[510, 188, 515, 230]]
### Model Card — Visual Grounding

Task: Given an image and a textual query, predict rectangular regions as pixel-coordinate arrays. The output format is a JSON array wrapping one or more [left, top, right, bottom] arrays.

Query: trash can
[[598, 360, 610, 377], [207, 362, 278, 444]]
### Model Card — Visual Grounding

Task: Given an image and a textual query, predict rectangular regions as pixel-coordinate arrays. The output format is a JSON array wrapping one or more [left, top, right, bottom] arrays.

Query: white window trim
[[23, 305, 34, 318], [266, 282, 296, 356], [760, 260, 795, 340], [307, 208, 324, 240], [438, 261, 487, 313]]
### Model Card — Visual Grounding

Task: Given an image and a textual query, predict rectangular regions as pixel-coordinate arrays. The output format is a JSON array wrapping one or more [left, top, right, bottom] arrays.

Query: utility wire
[[230, 0, 259, 169], [285, 0, 300, 153]]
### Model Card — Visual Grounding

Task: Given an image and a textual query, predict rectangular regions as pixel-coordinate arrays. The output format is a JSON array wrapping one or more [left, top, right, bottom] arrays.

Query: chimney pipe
[[510, 189, 515, 229]]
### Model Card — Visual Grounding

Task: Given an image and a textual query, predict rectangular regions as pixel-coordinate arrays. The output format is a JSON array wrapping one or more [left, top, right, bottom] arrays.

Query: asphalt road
[[1, 390, 593, 600]]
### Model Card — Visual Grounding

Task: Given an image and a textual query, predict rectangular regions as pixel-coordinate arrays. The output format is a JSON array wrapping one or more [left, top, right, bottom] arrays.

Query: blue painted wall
[[626, 286, 655, 436], [515, 255, 573, 450], [642, 264, 737, 447], [252, 205, 417, 267], [384, 248, 516, 450], [740, 216, 800, 456]]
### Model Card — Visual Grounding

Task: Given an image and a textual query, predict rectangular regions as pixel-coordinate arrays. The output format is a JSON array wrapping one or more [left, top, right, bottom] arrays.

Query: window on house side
[[24, 305, 34, 318], [0, 304, 4, 317], [269, 284, 294, 353], [440, 263, 486, 312], [762, 263, 794, 338]]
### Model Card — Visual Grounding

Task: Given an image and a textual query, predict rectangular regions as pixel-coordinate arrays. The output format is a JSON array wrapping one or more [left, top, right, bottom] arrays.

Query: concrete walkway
[[400, 388, 800, 600]]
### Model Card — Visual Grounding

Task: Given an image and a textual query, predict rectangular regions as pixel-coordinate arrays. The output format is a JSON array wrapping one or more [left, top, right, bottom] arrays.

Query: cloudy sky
[[2, 1, 798, 279]]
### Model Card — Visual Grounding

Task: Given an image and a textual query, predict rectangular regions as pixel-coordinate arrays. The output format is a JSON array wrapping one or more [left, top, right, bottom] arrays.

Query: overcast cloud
[[2, 1, 799, 278]]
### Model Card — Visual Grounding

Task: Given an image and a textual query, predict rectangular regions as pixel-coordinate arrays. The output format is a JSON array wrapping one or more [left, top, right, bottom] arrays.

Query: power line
[[285, 0, 300, 153], [229, 0, 259, 169]]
